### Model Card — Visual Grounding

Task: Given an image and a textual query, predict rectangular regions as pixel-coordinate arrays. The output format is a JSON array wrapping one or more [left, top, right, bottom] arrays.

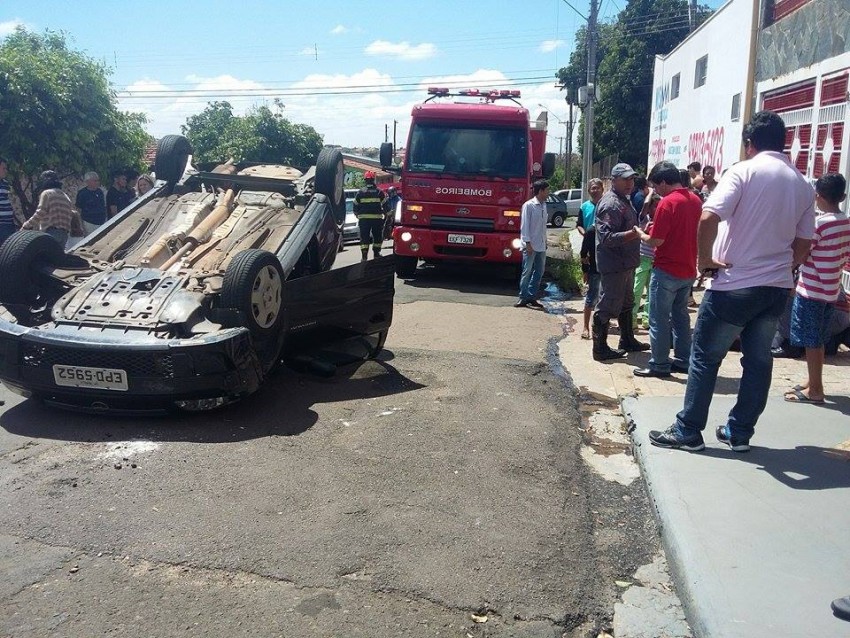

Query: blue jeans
[[585, 272, 601, 308], [675, 286, 788, 441], [519, 249, 546, 301], [648, 268, 693, 373]]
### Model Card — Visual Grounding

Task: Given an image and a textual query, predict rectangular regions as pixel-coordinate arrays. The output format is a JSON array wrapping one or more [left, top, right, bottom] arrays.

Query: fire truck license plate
[[447, 234, 474, 245]]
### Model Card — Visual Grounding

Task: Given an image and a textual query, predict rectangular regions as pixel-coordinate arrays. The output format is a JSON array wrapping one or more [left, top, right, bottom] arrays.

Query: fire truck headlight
[[503, 248, 513, 258], [511, 238, 523, 249], [401, 232, 412, 242]]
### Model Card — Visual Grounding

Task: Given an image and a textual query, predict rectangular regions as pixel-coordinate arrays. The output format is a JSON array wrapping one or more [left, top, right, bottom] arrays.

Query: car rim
[[250, 265, 282, 329]]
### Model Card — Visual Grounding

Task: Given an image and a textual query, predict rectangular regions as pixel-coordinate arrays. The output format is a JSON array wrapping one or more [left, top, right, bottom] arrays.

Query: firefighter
[[353, 171, 388, 261]]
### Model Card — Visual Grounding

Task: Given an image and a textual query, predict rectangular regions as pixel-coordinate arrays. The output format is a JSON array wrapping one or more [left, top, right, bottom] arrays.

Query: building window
[[731, 93, 741, 121], [694, 55, 708, 88], [671, 73, 680, 100]]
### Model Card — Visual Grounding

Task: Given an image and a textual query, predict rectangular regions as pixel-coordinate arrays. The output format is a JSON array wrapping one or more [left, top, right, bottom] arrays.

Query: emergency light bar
[[426, 87, 522, 99]]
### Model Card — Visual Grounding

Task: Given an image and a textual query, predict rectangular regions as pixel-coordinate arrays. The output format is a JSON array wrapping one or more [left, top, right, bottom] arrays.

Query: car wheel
[[395, 255, 417, 278], [0, 231, 64, 304], [551, 214, 565, 228], [221, 250, 285, 340], [314, 147, 346, 226], [154, 134, 192, 186]]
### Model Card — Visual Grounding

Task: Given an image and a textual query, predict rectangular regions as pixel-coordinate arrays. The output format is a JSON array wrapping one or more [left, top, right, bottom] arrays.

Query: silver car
[[554, 188, 583, 218]]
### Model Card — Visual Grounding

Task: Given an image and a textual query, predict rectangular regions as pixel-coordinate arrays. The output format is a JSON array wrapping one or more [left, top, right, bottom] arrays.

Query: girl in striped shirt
[[786, 173, 850, 404]]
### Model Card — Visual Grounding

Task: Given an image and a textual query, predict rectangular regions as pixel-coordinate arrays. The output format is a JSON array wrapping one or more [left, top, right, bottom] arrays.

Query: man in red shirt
[[632, 161, 703, 377]]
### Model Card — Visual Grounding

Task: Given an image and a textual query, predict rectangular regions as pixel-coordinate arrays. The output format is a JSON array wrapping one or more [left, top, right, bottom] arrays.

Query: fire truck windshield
[[407, 124, 527, 178]]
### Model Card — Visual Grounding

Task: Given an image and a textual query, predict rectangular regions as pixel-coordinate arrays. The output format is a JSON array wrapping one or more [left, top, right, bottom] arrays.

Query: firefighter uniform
[[353, 180, 388, 260]]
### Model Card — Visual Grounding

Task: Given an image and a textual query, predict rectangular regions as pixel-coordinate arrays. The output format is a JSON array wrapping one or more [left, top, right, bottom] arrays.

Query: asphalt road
[[0, 221, 656, 638]]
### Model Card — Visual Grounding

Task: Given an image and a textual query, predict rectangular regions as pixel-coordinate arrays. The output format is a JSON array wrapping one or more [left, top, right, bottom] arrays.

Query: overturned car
[[0, 136, 394, 414]]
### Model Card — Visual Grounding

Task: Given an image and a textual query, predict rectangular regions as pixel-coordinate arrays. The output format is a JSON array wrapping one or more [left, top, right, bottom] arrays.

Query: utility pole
[[565, 86, 576, 187], [385, 124, 389, 143], [393, 120, 398, 154], [688, 0, 698, 32], [581, 0, 598, 192]]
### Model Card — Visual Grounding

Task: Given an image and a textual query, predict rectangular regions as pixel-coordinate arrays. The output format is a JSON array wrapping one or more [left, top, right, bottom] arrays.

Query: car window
[[570, 191, 581, 200]]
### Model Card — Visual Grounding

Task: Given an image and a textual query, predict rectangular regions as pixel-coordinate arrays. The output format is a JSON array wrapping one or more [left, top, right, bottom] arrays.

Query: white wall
[[647, 0, 755, 174]]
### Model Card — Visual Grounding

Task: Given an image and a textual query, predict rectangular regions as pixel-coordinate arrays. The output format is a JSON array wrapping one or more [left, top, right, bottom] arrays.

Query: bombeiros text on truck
[[379, 87, 556, 278]]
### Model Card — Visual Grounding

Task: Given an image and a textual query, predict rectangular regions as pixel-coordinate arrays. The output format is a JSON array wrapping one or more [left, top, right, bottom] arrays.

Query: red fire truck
[[380, 88, 555, 278]]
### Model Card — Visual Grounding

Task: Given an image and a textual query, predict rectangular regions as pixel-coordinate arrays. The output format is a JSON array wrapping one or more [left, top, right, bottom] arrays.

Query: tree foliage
[[182, 101, 324, 168], [557, 0, 711, 170], [0, 28, 150, 214]]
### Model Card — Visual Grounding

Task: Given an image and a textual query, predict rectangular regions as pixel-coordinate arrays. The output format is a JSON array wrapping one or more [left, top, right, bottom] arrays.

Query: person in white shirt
[[516, 179, 549, 309]]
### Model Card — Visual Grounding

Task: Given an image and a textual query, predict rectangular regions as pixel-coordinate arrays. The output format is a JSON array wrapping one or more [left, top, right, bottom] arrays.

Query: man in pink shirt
[[649, 111, 815, 452]]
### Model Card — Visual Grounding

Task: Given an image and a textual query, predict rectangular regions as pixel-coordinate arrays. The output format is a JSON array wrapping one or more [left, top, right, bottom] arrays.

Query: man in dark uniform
[[593, 163, 649, 361], [353, 171, 387, 261]]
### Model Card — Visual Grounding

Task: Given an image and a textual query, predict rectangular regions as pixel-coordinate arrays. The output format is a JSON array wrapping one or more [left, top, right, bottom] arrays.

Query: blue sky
[[1, 0, 722, 152]]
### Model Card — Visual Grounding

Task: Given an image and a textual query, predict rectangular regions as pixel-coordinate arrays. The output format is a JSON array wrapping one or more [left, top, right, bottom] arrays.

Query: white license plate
[[447, 234, 474, 245], [53, 365, 128, 391]]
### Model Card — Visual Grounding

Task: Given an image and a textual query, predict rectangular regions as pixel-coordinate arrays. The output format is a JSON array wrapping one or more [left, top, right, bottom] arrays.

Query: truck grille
[[20, 343, 175, 378], [430, 216, 495, 232]]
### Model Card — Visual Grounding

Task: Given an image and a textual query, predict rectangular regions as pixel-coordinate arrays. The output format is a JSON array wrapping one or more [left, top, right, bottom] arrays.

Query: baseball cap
[[611, 163, 636, 178]]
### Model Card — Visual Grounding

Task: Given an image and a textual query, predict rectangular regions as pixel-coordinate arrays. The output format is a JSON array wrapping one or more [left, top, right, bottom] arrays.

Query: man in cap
[[75, 171, 107, 235], [353, 171, 388, 261], [592, 163, 649, 360]]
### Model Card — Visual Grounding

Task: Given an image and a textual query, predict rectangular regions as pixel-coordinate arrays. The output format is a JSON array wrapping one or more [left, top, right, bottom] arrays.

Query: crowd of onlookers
[[518, 110, 849, 452], [0, 160, 155, 249]]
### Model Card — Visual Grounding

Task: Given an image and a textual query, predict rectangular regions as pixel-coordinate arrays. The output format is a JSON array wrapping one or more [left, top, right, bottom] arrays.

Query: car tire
[[314, 147, 346, 226], [221, 250, 285, 340], [0, 231, 64, 304], [394, 255, 417, 278], [551, 214, 565, 228], [154, 134, 192, 186]]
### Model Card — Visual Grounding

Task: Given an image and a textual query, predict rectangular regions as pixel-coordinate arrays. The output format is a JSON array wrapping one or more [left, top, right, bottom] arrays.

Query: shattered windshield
[[406, 124, 528, 178]]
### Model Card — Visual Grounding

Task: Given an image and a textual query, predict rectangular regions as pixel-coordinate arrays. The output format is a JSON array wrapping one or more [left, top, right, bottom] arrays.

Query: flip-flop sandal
[[792, 384, 807, 392], [580, 331, 590, 340], [784, 388, 825, 404]]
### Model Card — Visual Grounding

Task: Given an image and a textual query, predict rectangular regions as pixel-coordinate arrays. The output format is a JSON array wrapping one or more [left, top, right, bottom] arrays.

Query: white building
[[648, 0, 849, 185]]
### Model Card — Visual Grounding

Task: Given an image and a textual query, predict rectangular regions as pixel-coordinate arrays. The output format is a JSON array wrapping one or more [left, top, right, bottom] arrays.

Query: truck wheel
[[154, 134, 192, 186], [0, 231, 64, 304], [551, 213, 565, 228], [395, 255, 417, 278], [314, 147, 345, 225], [221, 250, 285, 340]]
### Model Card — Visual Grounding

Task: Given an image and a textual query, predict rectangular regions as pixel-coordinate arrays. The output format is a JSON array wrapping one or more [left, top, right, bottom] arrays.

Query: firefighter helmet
[[364, 170, 376, 181]]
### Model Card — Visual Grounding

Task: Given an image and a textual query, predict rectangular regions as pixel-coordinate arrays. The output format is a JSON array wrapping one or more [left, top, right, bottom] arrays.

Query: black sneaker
[[526, 299, 544, 309], [514, 299, 529, 308], [648, 426, 705, 451], [715, 425, 750, 452]]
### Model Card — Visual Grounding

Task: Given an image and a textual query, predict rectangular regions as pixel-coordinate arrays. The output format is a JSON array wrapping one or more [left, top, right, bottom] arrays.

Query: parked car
[[545, 194, 569, 227], [554, 188, 583, 218], [342, 188, 360, 244], [0, 135, 394, 414]]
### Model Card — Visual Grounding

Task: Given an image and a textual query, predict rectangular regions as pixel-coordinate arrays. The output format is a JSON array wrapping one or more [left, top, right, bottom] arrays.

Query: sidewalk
[[554, 231, 850, 636]]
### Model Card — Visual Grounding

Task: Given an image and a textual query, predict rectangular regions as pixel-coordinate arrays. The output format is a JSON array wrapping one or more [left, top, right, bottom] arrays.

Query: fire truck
[[380, 88, 555, 278]]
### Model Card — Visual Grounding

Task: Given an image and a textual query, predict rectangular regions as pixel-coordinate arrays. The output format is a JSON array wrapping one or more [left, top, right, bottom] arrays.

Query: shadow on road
[[0, 355, 425, 444], [400, 262, 519, 297]]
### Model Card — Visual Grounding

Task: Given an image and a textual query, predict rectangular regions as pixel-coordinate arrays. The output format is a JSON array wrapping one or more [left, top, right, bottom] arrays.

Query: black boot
[[593, 314, 628, 361], [361, 250, 368, 262], [618, 311, 650, 352]]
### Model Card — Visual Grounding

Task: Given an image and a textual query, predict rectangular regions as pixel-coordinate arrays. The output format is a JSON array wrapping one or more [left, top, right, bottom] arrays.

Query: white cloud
[[298, 46, 316, 56], [364, 40, 437, 61], [118, 75, 273, 139], [0, 19, 29, 37], [539, 39, 566, 53], [116, 68, 572, 153], [330, 24, 347, 35]]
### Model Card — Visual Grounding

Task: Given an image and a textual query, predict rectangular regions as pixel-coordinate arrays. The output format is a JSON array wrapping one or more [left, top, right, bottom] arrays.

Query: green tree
[[557, 0, 711, 169], [183, 101, 324, 168], [0, 28, 150, 214]]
